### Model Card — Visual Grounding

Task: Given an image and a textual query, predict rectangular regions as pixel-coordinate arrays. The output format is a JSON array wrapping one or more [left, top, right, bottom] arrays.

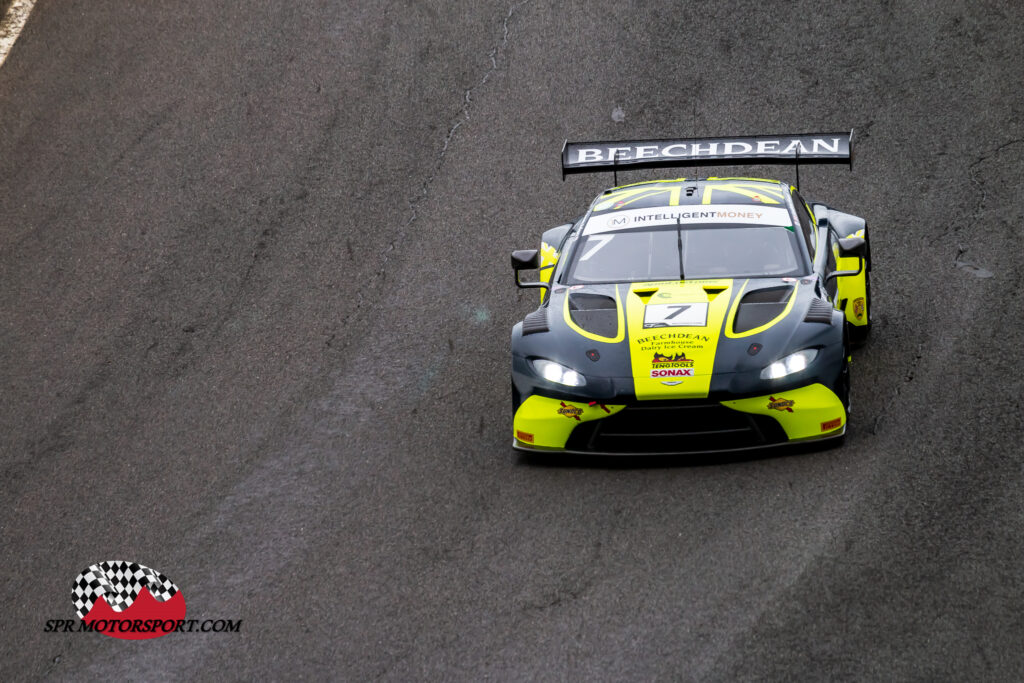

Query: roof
[[590, 178, 790, 215]]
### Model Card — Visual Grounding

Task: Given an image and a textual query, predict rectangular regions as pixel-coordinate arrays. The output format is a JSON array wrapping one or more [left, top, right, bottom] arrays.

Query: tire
[[830, 347, 851, 447], [511, 380, 523, 415], [835, 349, 851, 414]]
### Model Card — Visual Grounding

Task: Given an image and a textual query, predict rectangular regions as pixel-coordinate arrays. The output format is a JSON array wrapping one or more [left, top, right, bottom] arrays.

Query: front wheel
[[511, 381, 522, 416], [828, 352, 851, 447], [835, 325, 851, 414], [835, 353, 851, 414]]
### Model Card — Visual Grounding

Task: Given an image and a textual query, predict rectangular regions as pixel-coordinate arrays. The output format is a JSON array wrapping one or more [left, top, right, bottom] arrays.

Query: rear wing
[[561, 132, 853, 181]]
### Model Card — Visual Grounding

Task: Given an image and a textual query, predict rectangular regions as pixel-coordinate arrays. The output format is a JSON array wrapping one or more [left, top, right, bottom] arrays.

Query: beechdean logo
[[71, 561, 186, 640], [561, 132, 853, 177]]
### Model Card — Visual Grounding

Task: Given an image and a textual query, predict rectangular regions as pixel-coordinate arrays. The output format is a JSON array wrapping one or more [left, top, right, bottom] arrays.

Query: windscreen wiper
[[676, 216, 685, 280]]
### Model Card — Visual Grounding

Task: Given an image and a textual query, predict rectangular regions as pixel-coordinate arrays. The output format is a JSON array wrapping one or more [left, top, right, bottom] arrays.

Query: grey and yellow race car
[[510, 133, 870, 455]]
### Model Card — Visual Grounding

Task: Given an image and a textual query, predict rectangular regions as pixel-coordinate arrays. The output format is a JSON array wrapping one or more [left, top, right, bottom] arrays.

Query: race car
[[510, 132, 871, 455]]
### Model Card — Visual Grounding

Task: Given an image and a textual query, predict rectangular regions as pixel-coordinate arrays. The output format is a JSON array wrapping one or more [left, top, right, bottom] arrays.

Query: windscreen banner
[[584, 205, 792, 234]]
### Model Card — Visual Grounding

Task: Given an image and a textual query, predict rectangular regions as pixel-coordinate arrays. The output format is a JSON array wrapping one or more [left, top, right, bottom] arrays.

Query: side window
[[791, 190, 816, 254]]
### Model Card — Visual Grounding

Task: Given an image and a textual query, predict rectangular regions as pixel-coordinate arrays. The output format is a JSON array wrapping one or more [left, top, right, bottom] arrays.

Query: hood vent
[[522, 308, 549, 335], [804, 298, 834, 324], [569, 292, 619, 338], [733, 286, 794, 334]]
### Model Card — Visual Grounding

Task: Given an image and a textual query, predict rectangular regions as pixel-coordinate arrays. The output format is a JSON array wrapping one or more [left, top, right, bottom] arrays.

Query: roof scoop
[[633, 288, 658, 302], [703, 285, 728, 300]]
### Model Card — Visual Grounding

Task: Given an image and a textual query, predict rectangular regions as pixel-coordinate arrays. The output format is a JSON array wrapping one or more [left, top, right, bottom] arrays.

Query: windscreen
[[565, 224, 804, 283]]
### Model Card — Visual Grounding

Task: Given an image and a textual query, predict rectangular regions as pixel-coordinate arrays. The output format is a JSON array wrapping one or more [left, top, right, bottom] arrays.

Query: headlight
[[760, 348, 818, 380], [531, 359, 586, 387]]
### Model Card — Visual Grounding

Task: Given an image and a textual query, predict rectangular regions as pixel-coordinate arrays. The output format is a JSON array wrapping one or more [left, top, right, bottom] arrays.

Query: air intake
[[733, 286, 794, 333], [569, 292, 618, 337]]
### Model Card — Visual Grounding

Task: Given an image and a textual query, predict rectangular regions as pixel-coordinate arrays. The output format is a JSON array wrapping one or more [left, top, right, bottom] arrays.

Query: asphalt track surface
[[2, 1, 1024, 679]]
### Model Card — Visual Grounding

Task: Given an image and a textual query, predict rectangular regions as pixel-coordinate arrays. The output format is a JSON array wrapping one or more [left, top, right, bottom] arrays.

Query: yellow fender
[[835, 228, 869, 328]]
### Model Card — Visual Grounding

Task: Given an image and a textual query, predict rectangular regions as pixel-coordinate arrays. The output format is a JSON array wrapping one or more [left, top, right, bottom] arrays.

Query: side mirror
[[511, 249, 549, 292], [837, 236, 867, 258], [511, 249, 540, 270]]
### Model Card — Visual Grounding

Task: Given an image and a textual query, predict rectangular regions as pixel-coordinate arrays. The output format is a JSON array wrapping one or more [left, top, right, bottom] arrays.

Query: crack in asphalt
[[968, 138, 1024, 170], [874, 138, 1022, 433], [331, 1, 529, 343], [955, 138, 1024, 275], [381, 0, 529, 273], [519, 539, 601, 613], [871, 341, 923, 435], [376, 0, 529, 279]]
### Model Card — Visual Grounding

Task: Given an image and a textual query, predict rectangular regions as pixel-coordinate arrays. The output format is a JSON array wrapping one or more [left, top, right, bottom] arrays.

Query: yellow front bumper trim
[[721, 382, 846, 440], [513, 395, 625, 449]]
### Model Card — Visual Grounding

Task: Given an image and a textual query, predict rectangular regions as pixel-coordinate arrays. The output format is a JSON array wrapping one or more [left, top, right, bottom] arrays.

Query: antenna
[[795, 146, 801, 191], [848, 128, 855, 171], [676, 215, 684, 280]]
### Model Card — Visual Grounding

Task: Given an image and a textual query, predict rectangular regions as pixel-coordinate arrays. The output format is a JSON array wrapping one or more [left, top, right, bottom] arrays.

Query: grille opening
[[566, 402, 787, 454]]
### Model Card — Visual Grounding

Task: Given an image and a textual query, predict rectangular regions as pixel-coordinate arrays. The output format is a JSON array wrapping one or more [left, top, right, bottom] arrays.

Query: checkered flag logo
[[72, 561, 179, 619]]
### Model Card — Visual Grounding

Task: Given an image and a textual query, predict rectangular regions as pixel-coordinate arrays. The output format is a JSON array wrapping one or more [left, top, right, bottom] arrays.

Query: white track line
[[0, 0, 36, 69]]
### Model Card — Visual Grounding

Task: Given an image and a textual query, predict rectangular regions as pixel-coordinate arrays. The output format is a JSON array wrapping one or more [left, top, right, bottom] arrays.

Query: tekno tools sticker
[[650, 352, 694, 378]]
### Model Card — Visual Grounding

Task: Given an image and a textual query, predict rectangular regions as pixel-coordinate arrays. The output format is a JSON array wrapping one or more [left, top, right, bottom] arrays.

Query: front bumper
[[512, 383, 846, 455]]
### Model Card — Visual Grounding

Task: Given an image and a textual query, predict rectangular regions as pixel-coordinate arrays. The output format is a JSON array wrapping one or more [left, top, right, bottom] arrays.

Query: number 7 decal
[[663, 305, 692, 320], [643, 302, 708, 328]]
